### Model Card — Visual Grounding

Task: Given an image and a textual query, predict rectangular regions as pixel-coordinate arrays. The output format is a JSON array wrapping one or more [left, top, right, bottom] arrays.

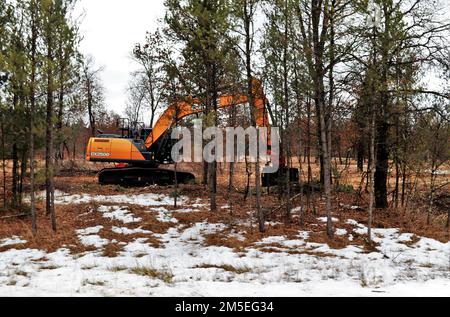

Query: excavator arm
[[145, 79, 271, 150]]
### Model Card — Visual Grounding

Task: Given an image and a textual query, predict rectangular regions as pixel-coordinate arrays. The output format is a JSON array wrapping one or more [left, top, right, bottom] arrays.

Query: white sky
[[76, 0, 450, 119], [75, 0, 166, 117]]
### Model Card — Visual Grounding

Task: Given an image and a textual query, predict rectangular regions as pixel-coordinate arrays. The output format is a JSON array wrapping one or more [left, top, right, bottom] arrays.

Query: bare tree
[[295, 0, 334, 238], [125, 75, 147, 124], [27, 0, 39, 234], [232, 0, 265, 231], [80, 55, 105, 137], [132, 31, 167, 128], [416, 109, 450, 225]]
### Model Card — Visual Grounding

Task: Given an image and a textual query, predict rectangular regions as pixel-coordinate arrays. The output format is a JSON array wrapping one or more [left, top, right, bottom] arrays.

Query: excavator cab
[[140, 128, 152, 141]]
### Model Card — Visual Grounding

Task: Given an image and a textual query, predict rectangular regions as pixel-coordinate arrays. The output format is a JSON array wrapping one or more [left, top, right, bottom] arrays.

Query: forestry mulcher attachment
[[86, 79, 298, 186]]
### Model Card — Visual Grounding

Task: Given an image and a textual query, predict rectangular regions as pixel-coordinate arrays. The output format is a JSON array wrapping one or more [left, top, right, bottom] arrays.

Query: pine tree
[[232, 0, 265, 231], [165, 0, 238, 212]]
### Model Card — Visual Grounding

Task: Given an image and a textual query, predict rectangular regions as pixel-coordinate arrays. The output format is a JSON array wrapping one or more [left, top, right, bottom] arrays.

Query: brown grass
[[0, 202, 95, 254], [108, 265, 128, 272], [306, 231, 353, 250], [400, 234, 421, 247], [130, 266, 173, 283], [0, 201, 176, 256], [195, 263, 251, 274]]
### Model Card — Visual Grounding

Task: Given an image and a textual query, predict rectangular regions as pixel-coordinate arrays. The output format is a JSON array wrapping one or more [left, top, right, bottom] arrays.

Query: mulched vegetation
[[0, 201, 177, 256], [1, 163, 448, 257]]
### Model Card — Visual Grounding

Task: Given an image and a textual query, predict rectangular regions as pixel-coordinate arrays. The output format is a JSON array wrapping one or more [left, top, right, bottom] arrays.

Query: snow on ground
[[149, 207, 179, 223], [0, 236, 27, 248], [111, 227, 152, 235], [318, 217, 339, 223], [2, 191, 450, 297], [78, 235, 110, 248], [32, 190, 188, 207], [76, 226, 103, 236], [97, 206, 142, 224], [336, 229, 348, 236]]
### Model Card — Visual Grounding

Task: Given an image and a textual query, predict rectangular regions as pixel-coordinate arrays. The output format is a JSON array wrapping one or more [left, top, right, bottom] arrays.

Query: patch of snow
[[111, 227, 152, 235], [78, 235, 109, 248], [426, 169, 450, 175], [336, 229, 348, 236], [340, 204, 363, 210], [318, 217, 339, 223], [173, 208, 200, 213], [179, 222, 225, 243], [0, 236, 27, 248], [149, 207, 178, 223], [191, 198, 206, 209], [2, 191, 450, 297], [76, 226, 103, 236], [256, 236, 286, 245], [33, 191, 188, 207], [228, 232, 247, 242], [283, 240, 306, 247], [98, 206, 142, 224], [298, 231, 310, 240], [265, 221, 283, 226], [346, 219, 359, 226]]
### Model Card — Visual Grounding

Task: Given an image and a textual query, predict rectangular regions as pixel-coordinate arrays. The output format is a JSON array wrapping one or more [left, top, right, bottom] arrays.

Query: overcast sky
[[75, 0, 450, 119], [75, 0, 166, 116]]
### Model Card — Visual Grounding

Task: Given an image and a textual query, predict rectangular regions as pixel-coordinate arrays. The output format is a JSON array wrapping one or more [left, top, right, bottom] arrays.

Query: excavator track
[[98, 167, 195, 187]]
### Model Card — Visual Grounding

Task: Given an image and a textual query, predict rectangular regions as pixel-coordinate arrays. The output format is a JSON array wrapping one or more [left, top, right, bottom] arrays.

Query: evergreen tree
[[165, 0, 239, 212]]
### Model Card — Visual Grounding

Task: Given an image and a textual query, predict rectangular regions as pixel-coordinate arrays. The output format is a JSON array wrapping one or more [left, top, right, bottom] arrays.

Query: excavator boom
[[145, 79, 271, 150]]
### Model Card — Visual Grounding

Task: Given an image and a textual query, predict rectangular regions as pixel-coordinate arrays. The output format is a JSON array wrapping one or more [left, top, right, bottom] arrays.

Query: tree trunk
[[11, 143, 18, 208], [29, 91, 37, 235], [427, 164, 437, 226], [447, 208, 449, 229], [244, 154, 251, 201], [294, 64, 304, 225], [357, 140, 365, 172], [30, 64, 37, 233], [375, 9, 391, 210], [311, 0, 333, 238], [18, 147, 28, 207], [57, 73, 65, 161], [202, 161, 208, 185], [282, 0, 291, 225], [306, 97, 313, 214], [209, 64, 218, 213], [368, 129, 375, 242], [174, 162, 178, 208], [228, 104, 236, 197], [46, 34, 57, 232], [319, 100, 333, 238], [1, 115, 6, 209], [328, 0, 336, 186], [375, 118, 389, 209], [393, 113, 400, 208], [367, 90, 376, 244], [243, 1, 263, 231], [87, 81, 96, 137]]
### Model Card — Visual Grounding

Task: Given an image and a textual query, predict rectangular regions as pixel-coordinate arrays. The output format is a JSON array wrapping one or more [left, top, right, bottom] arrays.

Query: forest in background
[[0, 0, 449, 242]]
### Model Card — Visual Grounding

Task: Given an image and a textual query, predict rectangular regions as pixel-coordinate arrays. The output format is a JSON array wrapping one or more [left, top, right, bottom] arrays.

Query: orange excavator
[[86, 79, 278, 186]]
